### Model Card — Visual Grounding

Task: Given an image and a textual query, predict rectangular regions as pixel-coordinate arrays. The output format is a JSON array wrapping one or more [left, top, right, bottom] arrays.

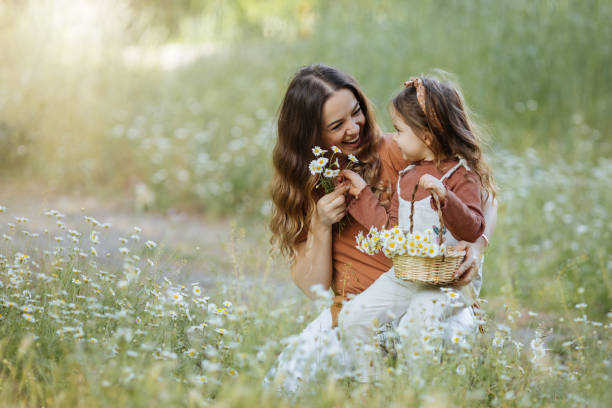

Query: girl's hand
[[315, 182, 350, 226], [340, 169, 367, 197], [418, 174, 447, 201], [452, 237, 486, 286]]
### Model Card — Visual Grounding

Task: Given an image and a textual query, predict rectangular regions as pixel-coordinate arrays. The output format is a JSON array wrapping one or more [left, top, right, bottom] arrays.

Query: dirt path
[[0, 183, 229, 250], [0, 182, 291, 289]]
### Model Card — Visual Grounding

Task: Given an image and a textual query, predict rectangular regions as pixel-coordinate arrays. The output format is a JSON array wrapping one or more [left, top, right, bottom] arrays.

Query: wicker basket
[[393, 183, 465, 285]]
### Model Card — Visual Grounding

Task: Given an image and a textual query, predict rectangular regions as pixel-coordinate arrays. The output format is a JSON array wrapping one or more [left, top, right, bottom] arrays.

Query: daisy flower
[[192, 286, 202, 296], [331, 145, 341, 153], [215, 328, 226, 335], [227, 368, 239, 377], [323, 168, 335, 178], [446, 290, 460, 301], [145, 240, 157, 249], [385, 240, 398, 253], [348, 154, 358, 163], [170, 292, 183, 304], [492, 335, 504, 348], [22, 313, 35, 323], [312, 146, 327, 156], [308, 160, 323, 175], [194, 375, 208, 384], [355, 230, 364, 244], [316, 157, 329, 167]]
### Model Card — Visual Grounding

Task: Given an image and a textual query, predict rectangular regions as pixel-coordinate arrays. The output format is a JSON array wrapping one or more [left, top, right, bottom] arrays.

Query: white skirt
[[265, 269, 478, 393]]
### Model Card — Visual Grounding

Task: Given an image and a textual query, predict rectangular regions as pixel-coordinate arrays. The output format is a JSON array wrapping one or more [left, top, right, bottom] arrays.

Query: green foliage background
[[0, 1, 611, 406], [0, 0, 610, 324]]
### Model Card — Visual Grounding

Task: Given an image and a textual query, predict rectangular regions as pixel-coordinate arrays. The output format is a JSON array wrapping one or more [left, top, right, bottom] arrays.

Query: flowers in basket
[[309, 145, 358, 193], [355, 226, 449, 259]]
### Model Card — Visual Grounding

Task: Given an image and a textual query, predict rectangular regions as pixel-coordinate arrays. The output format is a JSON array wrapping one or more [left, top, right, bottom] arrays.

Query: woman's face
[[390, 107, 434, 162], [320, 88, 366, 155]]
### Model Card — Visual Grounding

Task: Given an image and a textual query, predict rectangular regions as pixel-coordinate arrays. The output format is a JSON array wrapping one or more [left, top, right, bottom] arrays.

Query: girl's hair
[[270, 64, 384, 258], [392, 73, 496, 199]]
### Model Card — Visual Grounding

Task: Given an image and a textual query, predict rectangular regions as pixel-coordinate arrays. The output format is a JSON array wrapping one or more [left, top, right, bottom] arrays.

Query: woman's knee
[[337, 299, 378, 335]]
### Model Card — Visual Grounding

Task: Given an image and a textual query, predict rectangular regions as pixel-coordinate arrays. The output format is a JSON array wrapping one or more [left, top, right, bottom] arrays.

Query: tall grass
[[0, 2, 610, 404], [0, 206, 610, 407]]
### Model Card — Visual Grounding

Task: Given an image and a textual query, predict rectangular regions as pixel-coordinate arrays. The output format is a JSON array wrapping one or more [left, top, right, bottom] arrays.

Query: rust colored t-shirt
[[329, 134, 408, 295]]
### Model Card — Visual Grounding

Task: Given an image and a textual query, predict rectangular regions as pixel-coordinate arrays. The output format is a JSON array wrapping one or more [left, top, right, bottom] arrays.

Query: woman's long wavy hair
[[270, 64, 384, 258], [392, 73, 496, 199]]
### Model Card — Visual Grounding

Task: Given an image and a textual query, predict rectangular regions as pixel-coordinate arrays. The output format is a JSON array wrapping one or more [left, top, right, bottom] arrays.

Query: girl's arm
[[419, 173, 485, 242], [342, 169, 396, 229], [290, 184, 349, 299]]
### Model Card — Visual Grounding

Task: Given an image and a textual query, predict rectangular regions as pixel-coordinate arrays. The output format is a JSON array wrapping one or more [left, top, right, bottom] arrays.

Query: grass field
[[0, 0, 611, 406]]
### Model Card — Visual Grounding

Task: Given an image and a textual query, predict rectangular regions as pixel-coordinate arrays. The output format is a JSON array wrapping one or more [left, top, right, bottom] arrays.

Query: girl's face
[[391, 107, 434, 162], [321, 89, 366, 155]]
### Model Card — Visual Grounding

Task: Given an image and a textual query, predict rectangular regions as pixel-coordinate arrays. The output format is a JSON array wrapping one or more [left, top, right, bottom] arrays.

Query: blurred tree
[[129, 0, 318, 41]]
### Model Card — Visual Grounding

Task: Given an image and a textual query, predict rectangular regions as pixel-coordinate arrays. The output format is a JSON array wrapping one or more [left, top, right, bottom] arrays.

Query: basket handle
[[409, 182, 446, 245]]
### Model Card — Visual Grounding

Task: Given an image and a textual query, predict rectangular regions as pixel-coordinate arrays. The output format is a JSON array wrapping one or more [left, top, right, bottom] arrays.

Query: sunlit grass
[[0, 1, 611, 405], [0, 205, 610, 407]]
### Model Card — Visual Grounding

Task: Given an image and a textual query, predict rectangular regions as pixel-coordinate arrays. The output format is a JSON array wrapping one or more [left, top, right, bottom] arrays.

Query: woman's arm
[[290, 184, 349, 299], [453, 195, 498, 285]]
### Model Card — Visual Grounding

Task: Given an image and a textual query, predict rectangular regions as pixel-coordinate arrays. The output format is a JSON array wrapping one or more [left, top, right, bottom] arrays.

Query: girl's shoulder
[[441, 158, 479, 187]]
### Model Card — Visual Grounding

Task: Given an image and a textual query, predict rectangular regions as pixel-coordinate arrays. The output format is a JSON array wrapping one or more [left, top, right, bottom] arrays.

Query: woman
[[267, 64, 496, 391]]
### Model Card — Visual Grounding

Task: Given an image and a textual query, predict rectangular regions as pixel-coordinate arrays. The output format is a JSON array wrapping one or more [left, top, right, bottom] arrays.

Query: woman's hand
[[315, 182, 350, 226], [340, 169, 367, 197], [418, 174, 447, 201], [452, 237, 486, 286]]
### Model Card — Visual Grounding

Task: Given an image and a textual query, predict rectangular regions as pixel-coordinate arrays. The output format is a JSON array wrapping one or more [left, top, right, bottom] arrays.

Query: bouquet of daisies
[[356, 226, 449, 259], [309, 145, 358, 193]]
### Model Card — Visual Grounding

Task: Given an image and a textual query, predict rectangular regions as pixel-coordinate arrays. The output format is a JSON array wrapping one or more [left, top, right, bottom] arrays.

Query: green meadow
[[0, 0, 610, 406]]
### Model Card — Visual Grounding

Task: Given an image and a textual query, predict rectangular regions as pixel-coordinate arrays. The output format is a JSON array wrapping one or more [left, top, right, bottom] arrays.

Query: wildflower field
[[1, 0, 611, 406]]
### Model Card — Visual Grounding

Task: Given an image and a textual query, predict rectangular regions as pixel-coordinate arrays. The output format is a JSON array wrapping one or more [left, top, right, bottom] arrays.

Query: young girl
[[340, 75, 495, 380]]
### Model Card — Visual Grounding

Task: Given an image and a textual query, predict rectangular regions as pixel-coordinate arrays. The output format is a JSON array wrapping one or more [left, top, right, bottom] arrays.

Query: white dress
[[265, 159, 483, 392]]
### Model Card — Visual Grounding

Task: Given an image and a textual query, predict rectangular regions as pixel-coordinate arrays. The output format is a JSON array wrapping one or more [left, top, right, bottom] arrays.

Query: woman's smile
[[321, 88, 366, 154]]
